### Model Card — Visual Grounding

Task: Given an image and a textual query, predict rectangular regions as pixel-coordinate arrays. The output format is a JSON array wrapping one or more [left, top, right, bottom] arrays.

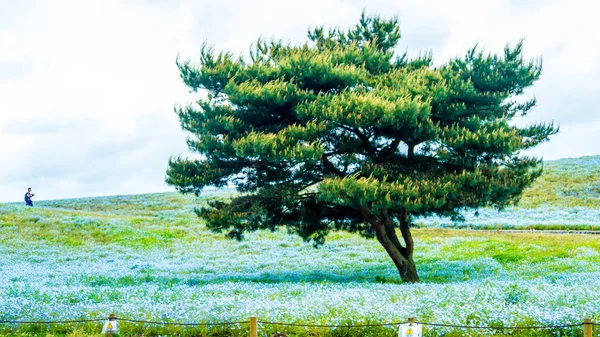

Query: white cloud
[[0, 0, 598, 202]]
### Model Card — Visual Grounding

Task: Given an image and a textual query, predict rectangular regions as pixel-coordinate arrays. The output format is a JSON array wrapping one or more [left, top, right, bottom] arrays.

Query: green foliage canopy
[[167, 13, 557, 264]]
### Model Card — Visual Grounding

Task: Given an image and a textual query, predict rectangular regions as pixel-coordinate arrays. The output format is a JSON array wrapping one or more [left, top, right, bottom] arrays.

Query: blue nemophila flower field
[[0, 157, 599, 336]]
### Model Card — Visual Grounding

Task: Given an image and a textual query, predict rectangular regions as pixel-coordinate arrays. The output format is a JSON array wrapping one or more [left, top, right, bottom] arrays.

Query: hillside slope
[[519, 155, 600, 208]]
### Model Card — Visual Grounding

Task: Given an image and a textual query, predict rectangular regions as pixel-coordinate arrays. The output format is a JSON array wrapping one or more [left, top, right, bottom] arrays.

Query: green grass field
[[1, 156, 599, 336]]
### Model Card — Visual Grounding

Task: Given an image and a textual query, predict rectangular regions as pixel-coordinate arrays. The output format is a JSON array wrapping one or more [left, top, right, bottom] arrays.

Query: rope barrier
[[257, 320, 407, 328], [415, 321, 582, 330], [0, 317, 591, 330], [0, 317, 248, 326], [256, 320, 582, 330], [0, 318, 105, 324], [119, 318, 249, 326]]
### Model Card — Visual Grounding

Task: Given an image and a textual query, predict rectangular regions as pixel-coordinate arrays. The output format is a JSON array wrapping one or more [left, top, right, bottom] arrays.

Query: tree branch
[[321, 154, 345, 177], [354, 127, 377, 157], [407, 143, 415, 158], [381, 210, 407, 255], [399, 208, 414, 258], [357, 205, 381, 229], [379, 137, 402, 159], [336, 123, 377, 157]]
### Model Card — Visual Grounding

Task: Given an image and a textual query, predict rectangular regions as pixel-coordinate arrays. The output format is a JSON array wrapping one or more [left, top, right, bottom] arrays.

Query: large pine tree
[[167, 13, 557, 283]]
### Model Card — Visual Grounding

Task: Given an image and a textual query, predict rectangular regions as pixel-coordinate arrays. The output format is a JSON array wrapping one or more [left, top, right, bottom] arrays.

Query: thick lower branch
[[381, 210, 407, 257], [399, 209, 414, 258]]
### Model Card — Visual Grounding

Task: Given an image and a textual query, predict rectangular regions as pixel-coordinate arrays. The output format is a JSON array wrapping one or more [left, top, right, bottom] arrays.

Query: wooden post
[[107, 313, 117, 337], [408, 316, 416, 324], [250, 316, 257, 337], [583, 318, 592, 337]]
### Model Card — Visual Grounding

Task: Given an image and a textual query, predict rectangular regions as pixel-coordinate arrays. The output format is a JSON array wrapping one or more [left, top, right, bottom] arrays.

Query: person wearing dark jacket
[[24, 188, 34, 207]]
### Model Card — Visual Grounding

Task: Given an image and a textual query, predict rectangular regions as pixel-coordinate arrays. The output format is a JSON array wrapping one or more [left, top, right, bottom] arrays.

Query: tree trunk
[[398, 255, 419, 283], [358, 207, 420, 283]]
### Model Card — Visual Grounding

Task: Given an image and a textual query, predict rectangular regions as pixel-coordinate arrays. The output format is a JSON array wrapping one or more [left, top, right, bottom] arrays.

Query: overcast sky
[[1, 0, 598, 202]]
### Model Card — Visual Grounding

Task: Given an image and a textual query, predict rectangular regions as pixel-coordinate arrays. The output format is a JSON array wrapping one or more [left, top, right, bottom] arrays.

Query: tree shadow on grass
[[82, 261, 493, 287]]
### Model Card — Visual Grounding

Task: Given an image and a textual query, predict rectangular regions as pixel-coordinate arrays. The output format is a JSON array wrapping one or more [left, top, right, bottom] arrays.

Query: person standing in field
[[24, 188, 34, 207]]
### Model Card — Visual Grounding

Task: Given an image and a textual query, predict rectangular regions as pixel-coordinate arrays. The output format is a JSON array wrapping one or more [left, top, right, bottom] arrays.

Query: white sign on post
[[398, 323, 422, 337], [102, 319, 119, 334]]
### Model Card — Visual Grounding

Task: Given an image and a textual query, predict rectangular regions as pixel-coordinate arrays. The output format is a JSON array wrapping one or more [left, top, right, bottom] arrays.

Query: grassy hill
[[415, 155, 600, 230], [519, 155, 600, 208], [0, 156, 599, 336]]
